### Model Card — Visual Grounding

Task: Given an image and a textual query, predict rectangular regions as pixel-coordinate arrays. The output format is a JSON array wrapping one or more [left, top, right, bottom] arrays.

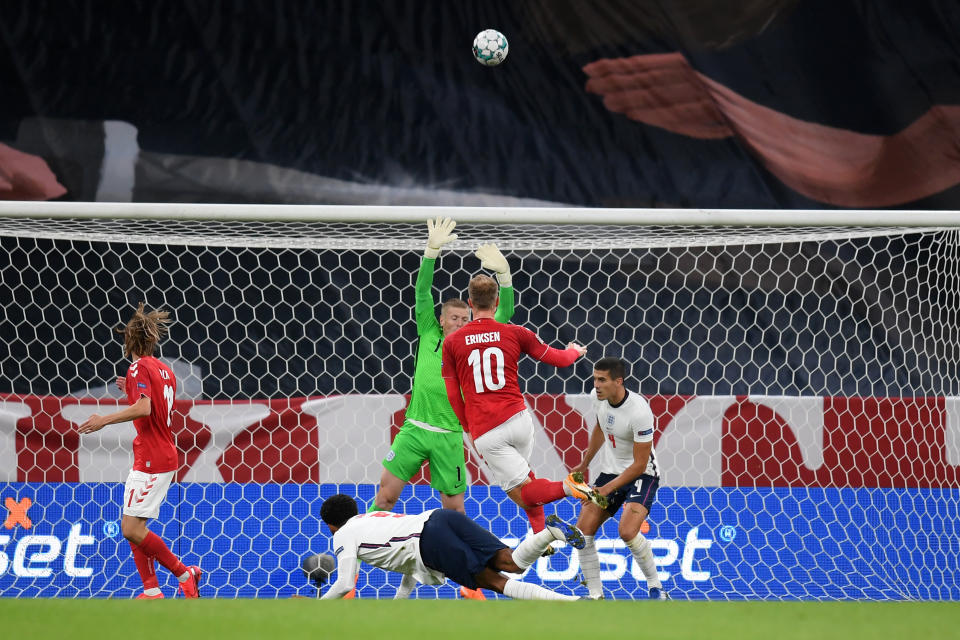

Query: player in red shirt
[[78, 303, 201, 599], [443, 275, 607, 535]]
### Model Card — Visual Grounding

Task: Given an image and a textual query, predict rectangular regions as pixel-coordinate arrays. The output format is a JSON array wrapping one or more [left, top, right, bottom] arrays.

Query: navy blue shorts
[[596, 472, 659, 517], [419, 510, 508, 590]]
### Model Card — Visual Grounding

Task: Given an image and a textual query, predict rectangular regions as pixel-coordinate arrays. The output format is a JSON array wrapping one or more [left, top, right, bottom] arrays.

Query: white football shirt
[[591, 388, 659, 477], [331, 509, 445, 586]]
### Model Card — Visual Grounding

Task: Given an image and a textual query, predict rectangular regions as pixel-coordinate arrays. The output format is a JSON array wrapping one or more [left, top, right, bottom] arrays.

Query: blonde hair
[[441, 298, 469, 316], [468, 274, 498, 311], [117, 302, 171, 358]]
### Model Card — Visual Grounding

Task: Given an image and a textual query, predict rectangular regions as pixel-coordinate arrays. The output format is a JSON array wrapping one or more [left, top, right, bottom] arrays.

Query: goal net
[[1, 208, 958, 600]]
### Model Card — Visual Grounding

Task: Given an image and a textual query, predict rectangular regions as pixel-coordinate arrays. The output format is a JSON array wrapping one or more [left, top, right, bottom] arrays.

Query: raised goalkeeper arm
[[424, 216, 458, 260], [476, 243, 515, 322], [476, 242, 512, 288], [416, 217, 459, 331]]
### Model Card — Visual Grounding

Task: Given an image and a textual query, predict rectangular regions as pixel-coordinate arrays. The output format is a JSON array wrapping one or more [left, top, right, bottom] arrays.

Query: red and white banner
[[2, 394, 958, 488]]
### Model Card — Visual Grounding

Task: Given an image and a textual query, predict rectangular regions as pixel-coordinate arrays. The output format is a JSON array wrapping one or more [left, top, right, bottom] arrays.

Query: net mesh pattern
[[1, 216, 958, 599]]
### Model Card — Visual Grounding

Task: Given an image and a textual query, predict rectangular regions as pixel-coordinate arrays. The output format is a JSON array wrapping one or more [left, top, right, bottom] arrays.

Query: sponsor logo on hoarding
[[0, 523, 96, 578], [504, 525, 714, 583], [4, 497, 33, 530]]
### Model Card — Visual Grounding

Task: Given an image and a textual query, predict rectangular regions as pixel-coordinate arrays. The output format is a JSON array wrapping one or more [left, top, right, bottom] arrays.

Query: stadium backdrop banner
[[2, 1, 960, 208]]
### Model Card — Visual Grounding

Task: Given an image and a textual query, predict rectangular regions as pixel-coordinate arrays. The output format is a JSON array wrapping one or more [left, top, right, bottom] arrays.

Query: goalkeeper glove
[[475, 243, 512, 287], [424, 217, 458, 259]]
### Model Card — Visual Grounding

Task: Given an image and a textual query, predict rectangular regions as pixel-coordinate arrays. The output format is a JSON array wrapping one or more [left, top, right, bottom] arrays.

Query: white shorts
[[122, 469, 175, 519], [473, 411, 534, 492]]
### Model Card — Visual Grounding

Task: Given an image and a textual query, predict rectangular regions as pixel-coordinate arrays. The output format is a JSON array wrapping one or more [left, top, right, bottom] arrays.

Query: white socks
[[577, 535, 603, 598], [503, 578, 579, 601], [176, 571, 190, 583], [625, 533, 661, 588], [143, 587, 162, 596], [511, 528, 556, 571]]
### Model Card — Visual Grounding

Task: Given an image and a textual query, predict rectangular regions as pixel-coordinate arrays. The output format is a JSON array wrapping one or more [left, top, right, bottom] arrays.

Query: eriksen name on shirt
[[464, 331, 501, 346]]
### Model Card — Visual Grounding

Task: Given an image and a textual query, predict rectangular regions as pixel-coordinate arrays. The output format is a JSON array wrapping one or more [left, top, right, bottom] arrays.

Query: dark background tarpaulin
[[2, 0, 960, 208]]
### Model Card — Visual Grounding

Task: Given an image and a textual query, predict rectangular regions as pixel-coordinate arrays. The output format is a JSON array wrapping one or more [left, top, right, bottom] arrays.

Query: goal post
[[2, 201, 960, 225], [1, 204, 958, 600]]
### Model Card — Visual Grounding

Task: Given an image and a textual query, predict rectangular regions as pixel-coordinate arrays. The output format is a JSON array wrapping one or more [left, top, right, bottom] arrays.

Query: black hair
[[593, 357, 627, 381], [320, 494, 359, 528]]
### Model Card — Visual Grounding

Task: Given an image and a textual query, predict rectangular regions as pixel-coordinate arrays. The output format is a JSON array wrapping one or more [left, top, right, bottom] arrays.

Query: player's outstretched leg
[[501, 578, 580, 601], [511, 516, 585, 571], [544, 515, 585, 549], [563, 472, 608, 510], [474, 564, 579, 602]]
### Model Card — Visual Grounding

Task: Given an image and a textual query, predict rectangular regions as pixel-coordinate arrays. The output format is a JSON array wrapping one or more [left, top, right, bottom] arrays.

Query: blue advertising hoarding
[[1, 483, 957, 600]]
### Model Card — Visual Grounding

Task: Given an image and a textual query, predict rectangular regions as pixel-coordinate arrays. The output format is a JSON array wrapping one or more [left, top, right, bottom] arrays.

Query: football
[[301, 552, 336, 587], [473, 29, 509, 66]]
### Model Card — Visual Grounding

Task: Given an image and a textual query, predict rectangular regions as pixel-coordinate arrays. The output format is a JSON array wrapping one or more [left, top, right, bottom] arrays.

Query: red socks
[[524, 506, 546, 533], [129, 541, 159, 589], [520, 478, 566, 507], [520, 476, 568, 532], [137, 531, 187, 578]]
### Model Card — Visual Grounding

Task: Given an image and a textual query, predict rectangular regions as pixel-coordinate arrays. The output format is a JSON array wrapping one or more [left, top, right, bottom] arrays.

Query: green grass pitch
[[2, 600, 958, 640]]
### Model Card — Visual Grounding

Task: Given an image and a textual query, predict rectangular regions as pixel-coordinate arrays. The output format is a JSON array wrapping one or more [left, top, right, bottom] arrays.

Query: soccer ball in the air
[[473, 29, 508, 66]]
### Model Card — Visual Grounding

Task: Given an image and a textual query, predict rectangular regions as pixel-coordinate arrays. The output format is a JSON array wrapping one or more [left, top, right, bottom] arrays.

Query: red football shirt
[[124, 355, 178, 473], [443, 318, 574, 438]]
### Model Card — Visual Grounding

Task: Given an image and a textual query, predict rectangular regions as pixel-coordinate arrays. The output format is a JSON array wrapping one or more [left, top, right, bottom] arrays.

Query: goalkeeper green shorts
[[382, 421, 467, 496]]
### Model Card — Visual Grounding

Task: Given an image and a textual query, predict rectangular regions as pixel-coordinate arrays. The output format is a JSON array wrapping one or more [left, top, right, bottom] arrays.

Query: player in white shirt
[[569, 357, 667, 600], [318, 494, 587, 600]]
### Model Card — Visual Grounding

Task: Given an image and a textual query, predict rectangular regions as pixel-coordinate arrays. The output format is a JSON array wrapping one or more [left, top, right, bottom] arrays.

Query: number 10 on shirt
[[467, 347, 506, 392]]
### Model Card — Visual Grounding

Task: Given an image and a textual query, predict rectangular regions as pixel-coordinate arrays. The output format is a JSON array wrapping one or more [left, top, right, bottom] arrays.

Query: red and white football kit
[[122, 355, 177, 518], [442, 318, 578, 491]]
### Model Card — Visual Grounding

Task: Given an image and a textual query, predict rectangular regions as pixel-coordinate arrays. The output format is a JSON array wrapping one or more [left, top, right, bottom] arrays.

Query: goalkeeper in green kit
[[370, 217, 514, 599]]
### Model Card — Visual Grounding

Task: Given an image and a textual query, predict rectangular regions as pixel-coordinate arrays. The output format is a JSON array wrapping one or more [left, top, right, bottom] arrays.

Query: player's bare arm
[[597, 440, 653, 497], [571, 423, 606, 476], [78, 396, 151, 434]]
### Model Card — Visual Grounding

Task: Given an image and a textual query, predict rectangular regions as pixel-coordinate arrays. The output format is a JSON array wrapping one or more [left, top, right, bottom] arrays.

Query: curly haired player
[[78, 303, 201, 599]]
